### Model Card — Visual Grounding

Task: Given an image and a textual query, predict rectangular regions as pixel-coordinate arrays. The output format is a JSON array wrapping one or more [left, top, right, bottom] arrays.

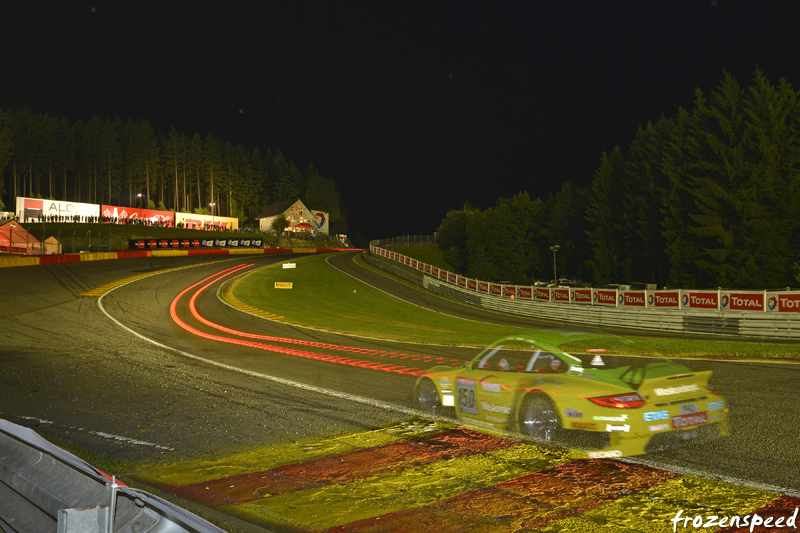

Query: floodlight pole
[[550, 244, 560, 283]]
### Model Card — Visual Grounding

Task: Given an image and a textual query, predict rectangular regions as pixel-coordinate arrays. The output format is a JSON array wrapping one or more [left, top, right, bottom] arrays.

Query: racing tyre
[[518, 394, 561, 443], [415, 378, 450, 416]]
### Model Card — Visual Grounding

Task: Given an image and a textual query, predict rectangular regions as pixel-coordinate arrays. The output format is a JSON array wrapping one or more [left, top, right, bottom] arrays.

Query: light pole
[[209, 202, 216, 230], [550, 244, 560, 284]]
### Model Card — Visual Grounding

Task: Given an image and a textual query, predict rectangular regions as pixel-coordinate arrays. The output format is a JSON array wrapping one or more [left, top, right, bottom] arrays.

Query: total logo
[[721, 295, 729, 308], [593, 292, 598, 303], [681, 294, 690, 306], [647, 294, 654, 306], [768, 296, 778, 311], [617, 294, 624, 305]]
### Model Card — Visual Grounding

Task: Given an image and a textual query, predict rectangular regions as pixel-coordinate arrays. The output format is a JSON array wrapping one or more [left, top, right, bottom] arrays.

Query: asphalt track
[[1, 251, 800, 531]]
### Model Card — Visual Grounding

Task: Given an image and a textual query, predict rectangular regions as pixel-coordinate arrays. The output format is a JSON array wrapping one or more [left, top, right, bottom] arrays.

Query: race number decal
[[457, 378, 478, 414]]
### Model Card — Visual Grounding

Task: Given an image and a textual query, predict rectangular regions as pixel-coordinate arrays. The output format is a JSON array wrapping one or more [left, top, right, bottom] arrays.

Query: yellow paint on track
[[129, 417, 793, 532], [545, 475, 779, 532], [231, 441, 571, 530]]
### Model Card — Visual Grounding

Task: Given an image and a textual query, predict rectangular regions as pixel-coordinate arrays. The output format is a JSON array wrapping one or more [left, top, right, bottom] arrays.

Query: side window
[[530, 352, 564, 374]]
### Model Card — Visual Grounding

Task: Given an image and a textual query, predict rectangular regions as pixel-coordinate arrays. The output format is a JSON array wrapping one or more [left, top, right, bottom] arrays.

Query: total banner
[[592, 289, 619, 306], [648, 291, 680, 308], [680, 290, 719, 310], [766, 291, 800, 312], [721, 291, 765, 312]]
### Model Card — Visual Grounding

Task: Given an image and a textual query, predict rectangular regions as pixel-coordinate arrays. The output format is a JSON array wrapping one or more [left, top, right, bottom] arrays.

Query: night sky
[[3, 1, 800, 240]]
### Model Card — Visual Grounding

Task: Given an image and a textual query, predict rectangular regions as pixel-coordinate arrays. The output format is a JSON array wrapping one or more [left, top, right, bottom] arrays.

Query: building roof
[[256, 199, 302, 220]]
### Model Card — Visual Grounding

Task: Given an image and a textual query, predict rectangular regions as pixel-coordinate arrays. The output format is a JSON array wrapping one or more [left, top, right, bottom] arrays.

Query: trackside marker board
[[274, 282, 293, 289]]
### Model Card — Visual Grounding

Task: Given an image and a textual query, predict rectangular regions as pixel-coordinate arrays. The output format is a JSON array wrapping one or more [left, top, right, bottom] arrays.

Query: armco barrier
[[365, 246, 800, 339], [0, 418, 224, 533], [0, 247, 357, 268]]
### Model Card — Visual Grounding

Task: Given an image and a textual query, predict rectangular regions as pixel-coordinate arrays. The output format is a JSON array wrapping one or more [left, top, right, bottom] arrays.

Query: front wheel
[[518, 394, 561, 443]]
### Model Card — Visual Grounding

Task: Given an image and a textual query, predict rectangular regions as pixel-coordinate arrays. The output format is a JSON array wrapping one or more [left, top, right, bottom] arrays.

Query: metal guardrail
[[0, 419, 225, 533], [363, 251, 800, 339]]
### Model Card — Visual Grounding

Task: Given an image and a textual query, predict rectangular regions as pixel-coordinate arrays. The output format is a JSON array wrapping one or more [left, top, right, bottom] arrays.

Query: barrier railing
[[366, 241, 800, 339], [0, 418, 224, 533]]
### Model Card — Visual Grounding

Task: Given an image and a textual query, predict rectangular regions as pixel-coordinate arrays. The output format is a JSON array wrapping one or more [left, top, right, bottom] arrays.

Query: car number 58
[[457, 379, 478, 414]]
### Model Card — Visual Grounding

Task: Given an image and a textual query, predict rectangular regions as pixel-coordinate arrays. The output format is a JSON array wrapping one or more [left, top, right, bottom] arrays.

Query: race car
[[414, 336, 729, 457]]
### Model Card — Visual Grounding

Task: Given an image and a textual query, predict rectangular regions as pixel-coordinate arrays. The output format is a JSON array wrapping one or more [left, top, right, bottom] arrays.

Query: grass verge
[[232, 253, 800, 360]]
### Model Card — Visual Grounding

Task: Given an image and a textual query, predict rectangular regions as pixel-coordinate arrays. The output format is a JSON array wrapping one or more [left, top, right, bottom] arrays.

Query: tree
[[436, 204, 475, 273], [165, 128, 187, 211], [544, 182, 590, 283], [0, 109, 12, 209], [304, 164, 343, 231], [271, 214, 290, 234], [203, 133, 223, 214], [100, 117, 123, 205], [585, 147, 626, 285]]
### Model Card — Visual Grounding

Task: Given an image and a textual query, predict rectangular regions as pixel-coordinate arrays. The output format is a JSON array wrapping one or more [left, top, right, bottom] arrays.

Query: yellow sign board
[[274, 282, 293, 289]]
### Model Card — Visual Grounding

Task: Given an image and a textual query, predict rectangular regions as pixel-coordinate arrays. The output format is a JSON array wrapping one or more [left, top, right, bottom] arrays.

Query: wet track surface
[[1, 252, 800, 531]]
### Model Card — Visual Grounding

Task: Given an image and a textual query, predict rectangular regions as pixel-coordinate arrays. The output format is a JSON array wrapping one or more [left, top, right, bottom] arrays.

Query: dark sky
[[3, 1, 800, 240]]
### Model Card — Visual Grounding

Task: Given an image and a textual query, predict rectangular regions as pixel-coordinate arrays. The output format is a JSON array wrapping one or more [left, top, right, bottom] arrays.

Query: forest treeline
[[437, 70, 800, 290], [0, 109, 346, 232]]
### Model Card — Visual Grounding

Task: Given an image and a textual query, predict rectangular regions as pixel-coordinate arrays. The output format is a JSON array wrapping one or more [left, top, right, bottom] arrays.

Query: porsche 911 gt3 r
[[414, 337, 729, 457]]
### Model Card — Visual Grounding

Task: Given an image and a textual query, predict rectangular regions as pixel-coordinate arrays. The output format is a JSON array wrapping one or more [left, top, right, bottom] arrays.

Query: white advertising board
[[16, 197, 100, 222]]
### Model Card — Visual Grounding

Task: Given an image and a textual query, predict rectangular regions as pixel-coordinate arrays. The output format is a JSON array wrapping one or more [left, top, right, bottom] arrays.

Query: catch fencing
[[367, 240, 800, 339]]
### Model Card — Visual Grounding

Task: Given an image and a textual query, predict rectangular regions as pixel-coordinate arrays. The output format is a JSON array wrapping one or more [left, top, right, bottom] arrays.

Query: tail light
[[707, 386, 719, 395], [589, 393, 646, 409]]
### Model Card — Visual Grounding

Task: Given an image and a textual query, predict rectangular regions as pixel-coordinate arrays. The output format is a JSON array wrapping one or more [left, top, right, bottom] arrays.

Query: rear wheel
[[415, 378, 447, 416], [518, 394, 561, 443]]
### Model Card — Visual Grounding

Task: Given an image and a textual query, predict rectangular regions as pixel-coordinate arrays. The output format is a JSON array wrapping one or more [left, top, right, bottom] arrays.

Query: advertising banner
[[535, 288, 551, 301], [503, 285, 516, 297], [468, 279, 477, 290], [458, 276, 467, 288], [448, 272, 457, 284], [17, 197, 99, 222], [174, 212, 239, 231], [681, 291, 719, 310], [571, 289, 592, 304], [720, 291, 764, 312], [101, 205, 174, 226], [620, 291, 646, 307], [431, 266, 439, 277], [490, 284, 502, 296], [478, 281, 489, 293], [648, 291, 680, 308], [553, 288, 570, 302], [439, 269, 448, 280], [766, 292, 800, 312], [518, 287, 532, 299], [593, 290, 618, 306]]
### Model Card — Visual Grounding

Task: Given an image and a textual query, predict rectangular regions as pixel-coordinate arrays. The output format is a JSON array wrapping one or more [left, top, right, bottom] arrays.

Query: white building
[[256, 199, 329, 234]]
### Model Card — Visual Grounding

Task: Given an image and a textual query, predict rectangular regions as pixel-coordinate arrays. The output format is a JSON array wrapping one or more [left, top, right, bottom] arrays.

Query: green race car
[[414, 337, 729, 457]]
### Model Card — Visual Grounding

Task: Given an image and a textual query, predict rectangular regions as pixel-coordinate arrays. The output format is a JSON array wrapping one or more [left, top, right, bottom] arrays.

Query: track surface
[[1, 251, 799, 530]]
